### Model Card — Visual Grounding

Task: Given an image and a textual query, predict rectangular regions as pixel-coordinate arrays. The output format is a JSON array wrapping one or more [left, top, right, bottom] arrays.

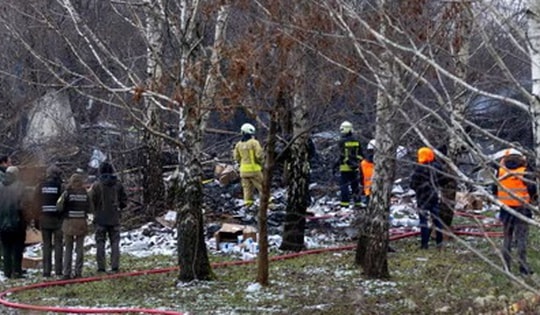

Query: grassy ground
[[2, 227, 540, 314]]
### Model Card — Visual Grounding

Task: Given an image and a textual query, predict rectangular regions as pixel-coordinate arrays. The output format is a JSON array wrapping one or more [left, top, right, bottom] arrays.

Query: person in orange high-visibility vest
[[359, 139, 376, 204], [494, 150, 536, 275], [233, 123, 264, 208], [410, 147, 445, 250]]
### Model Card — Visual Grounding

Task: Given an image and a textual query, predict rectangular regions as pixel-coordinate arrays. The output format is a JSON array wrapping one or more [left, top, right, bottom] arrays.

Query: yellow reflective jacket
[[233, 138, 263, 175]]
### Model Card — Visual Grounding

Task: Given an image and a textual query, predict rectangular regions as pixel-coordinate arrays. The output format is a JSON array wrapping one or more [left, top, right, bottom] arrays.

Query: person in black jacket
[[334, 121, 363, 208], [0, 166, 27, 278], [35, 165, 64, 278], [410, 147, 445, 250], [89, 162, 127, 273]]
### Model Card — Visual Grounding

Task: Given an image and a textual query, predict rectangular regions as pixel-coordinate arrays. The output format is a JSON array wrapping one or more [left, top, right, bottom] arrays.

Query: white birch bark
[[528, 0, 540, 164]]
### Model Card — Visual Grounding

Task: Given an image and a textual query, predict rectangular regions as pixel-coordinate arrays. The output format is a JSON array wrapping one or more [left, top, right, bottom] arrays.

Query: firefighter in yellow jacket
[[233, 123, 263, 207]]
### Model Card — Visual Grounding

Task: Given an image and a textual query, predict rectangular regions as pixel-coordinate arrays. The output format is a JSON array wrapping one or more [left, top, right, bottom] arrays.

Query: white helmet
[[340, 121, 353, 134], [367, 139, 376, 150], [241, 123, 256, 135]]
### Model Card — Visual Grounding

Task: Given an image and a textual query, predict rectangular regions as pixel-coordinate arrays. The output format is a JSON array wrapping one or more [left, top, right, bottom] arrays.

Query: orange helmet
[[417, 147, 435, 164]]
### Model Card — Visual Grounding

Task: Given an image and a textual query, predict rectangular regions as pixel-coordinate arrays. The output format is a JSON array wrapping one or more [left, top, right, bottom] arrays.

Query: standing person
[[0, 155, 11, 265], [0, 155, 11, 182], [89, 162, 127, 274], [410, 147, 444, 250], [233, 123, 264, 208], [0, 166, 27, 278], [335, 121, 362, 208], [60, 173, 92, 279], [494, 151, 536, 275], [35, 165, 64, 278], [359, 139, 376, 205]]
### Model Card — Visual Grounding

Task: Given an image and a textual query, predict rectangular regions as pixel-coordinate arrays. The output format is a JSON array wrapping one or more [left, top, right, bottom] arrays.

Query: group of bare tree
[[0, 0, 538, 289]]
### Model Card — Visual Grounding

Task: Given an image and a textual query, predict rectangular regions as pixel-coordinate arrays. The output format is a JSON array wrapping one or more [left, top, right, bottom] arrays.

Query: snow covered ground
[[6, 182, 497, 283]]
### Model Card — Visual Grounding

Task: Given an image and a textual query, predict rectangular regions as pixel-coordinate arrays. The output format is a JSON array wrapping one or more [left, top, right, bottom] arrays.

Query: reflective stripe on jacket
[[361, 159, 374, 196], [65, 190, 90, 219], [234, 138, 263, 175], [340, 140, 361, 172], [497, 166, 530, 207]]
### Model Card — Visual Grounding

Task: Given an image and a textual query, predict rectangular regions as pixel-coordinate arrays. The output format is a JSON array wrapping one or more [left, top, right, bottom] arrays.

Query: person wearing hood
[[233, 123, 264, 208], [410, 147, 445, 250], [0, 166, 27, 278], [35, 164, 64, 278], [334, 121, 363, 208], [60, 173, 92, 279], [89, 162, 127, 273], [494, 151, 536, 276]]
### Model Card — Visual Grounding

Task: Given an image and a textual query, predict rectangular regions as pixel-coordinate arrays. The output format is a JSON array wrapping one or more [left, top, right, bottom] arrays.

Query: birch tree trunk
[[440, 2, 472, 230], [528, 1, 540, 166], [355, 0, 395, 278], [280, 53, 310, 252], [355, 51, 395, 279], [142, 0, 165, 220], [176, 2, 230, 282]]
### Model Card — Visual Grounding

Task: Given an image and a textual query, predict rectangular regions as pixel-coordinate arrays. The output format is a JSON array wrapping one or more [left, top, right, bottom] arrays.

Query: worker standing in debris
[[35, 165, 64, 278], [494, 150, 536, 276], [410, 147, 444, 250], [0, 166, 27, 278], [359, 139, 376, 205], [89, 162, 127, 274], [233, 123, 264, 208], [334, 121, 363, 208]]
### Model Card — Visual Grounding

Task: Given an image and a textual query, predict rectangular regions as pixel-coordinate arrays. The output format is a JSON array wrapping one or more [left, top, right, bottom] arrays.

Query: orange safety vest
[[497, 166, 530, 207], [360, 159, 374, 196]]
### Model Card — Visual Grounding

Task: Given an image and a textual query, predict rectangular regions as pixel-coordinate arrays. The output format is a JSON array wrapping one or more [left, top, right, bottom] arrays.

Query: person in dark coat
[[410, 147, 445, 249], [89, 162, 127, 273], [493, 152, 537, 275], [0, 166, 27, 278], [35, 165, 64, 277], [60, 173, 92, 279]]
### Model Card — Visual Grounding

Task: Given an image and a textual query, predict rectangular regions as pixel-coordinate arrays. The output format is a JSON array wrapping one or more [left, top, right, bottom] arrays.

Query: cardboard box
[[22, 256, 42, 269], [214, 223, 257, 250], [455, 192, 484, 211], [25, 227, 42, 245], [214, 163, 239, 186]]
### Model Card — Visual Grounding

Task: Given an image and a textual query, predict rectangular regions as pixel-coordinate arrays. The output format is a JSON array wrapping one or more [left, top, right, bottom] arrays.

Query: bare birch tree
[[141, 0, 166, 220]]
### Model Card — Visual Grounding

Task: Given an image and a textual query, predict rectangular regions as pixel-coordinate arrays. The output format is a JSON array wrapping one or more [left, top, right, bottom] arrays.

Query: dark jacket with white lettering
[[62, 188, 92, 236], [36, 175, 64, 230]]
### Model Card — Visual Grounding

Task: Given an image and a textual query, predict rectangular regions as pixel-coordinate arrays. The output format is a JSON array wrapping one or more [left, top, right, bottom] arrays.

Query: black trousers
[[0, 228, 26, 278], [42, 227, 63, 276]]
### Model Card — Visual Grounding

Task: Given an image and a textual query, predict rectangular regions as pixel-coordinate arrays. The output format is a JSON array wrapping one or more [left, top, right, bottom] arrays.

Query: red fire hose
[[0, 214, 510, 314]]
